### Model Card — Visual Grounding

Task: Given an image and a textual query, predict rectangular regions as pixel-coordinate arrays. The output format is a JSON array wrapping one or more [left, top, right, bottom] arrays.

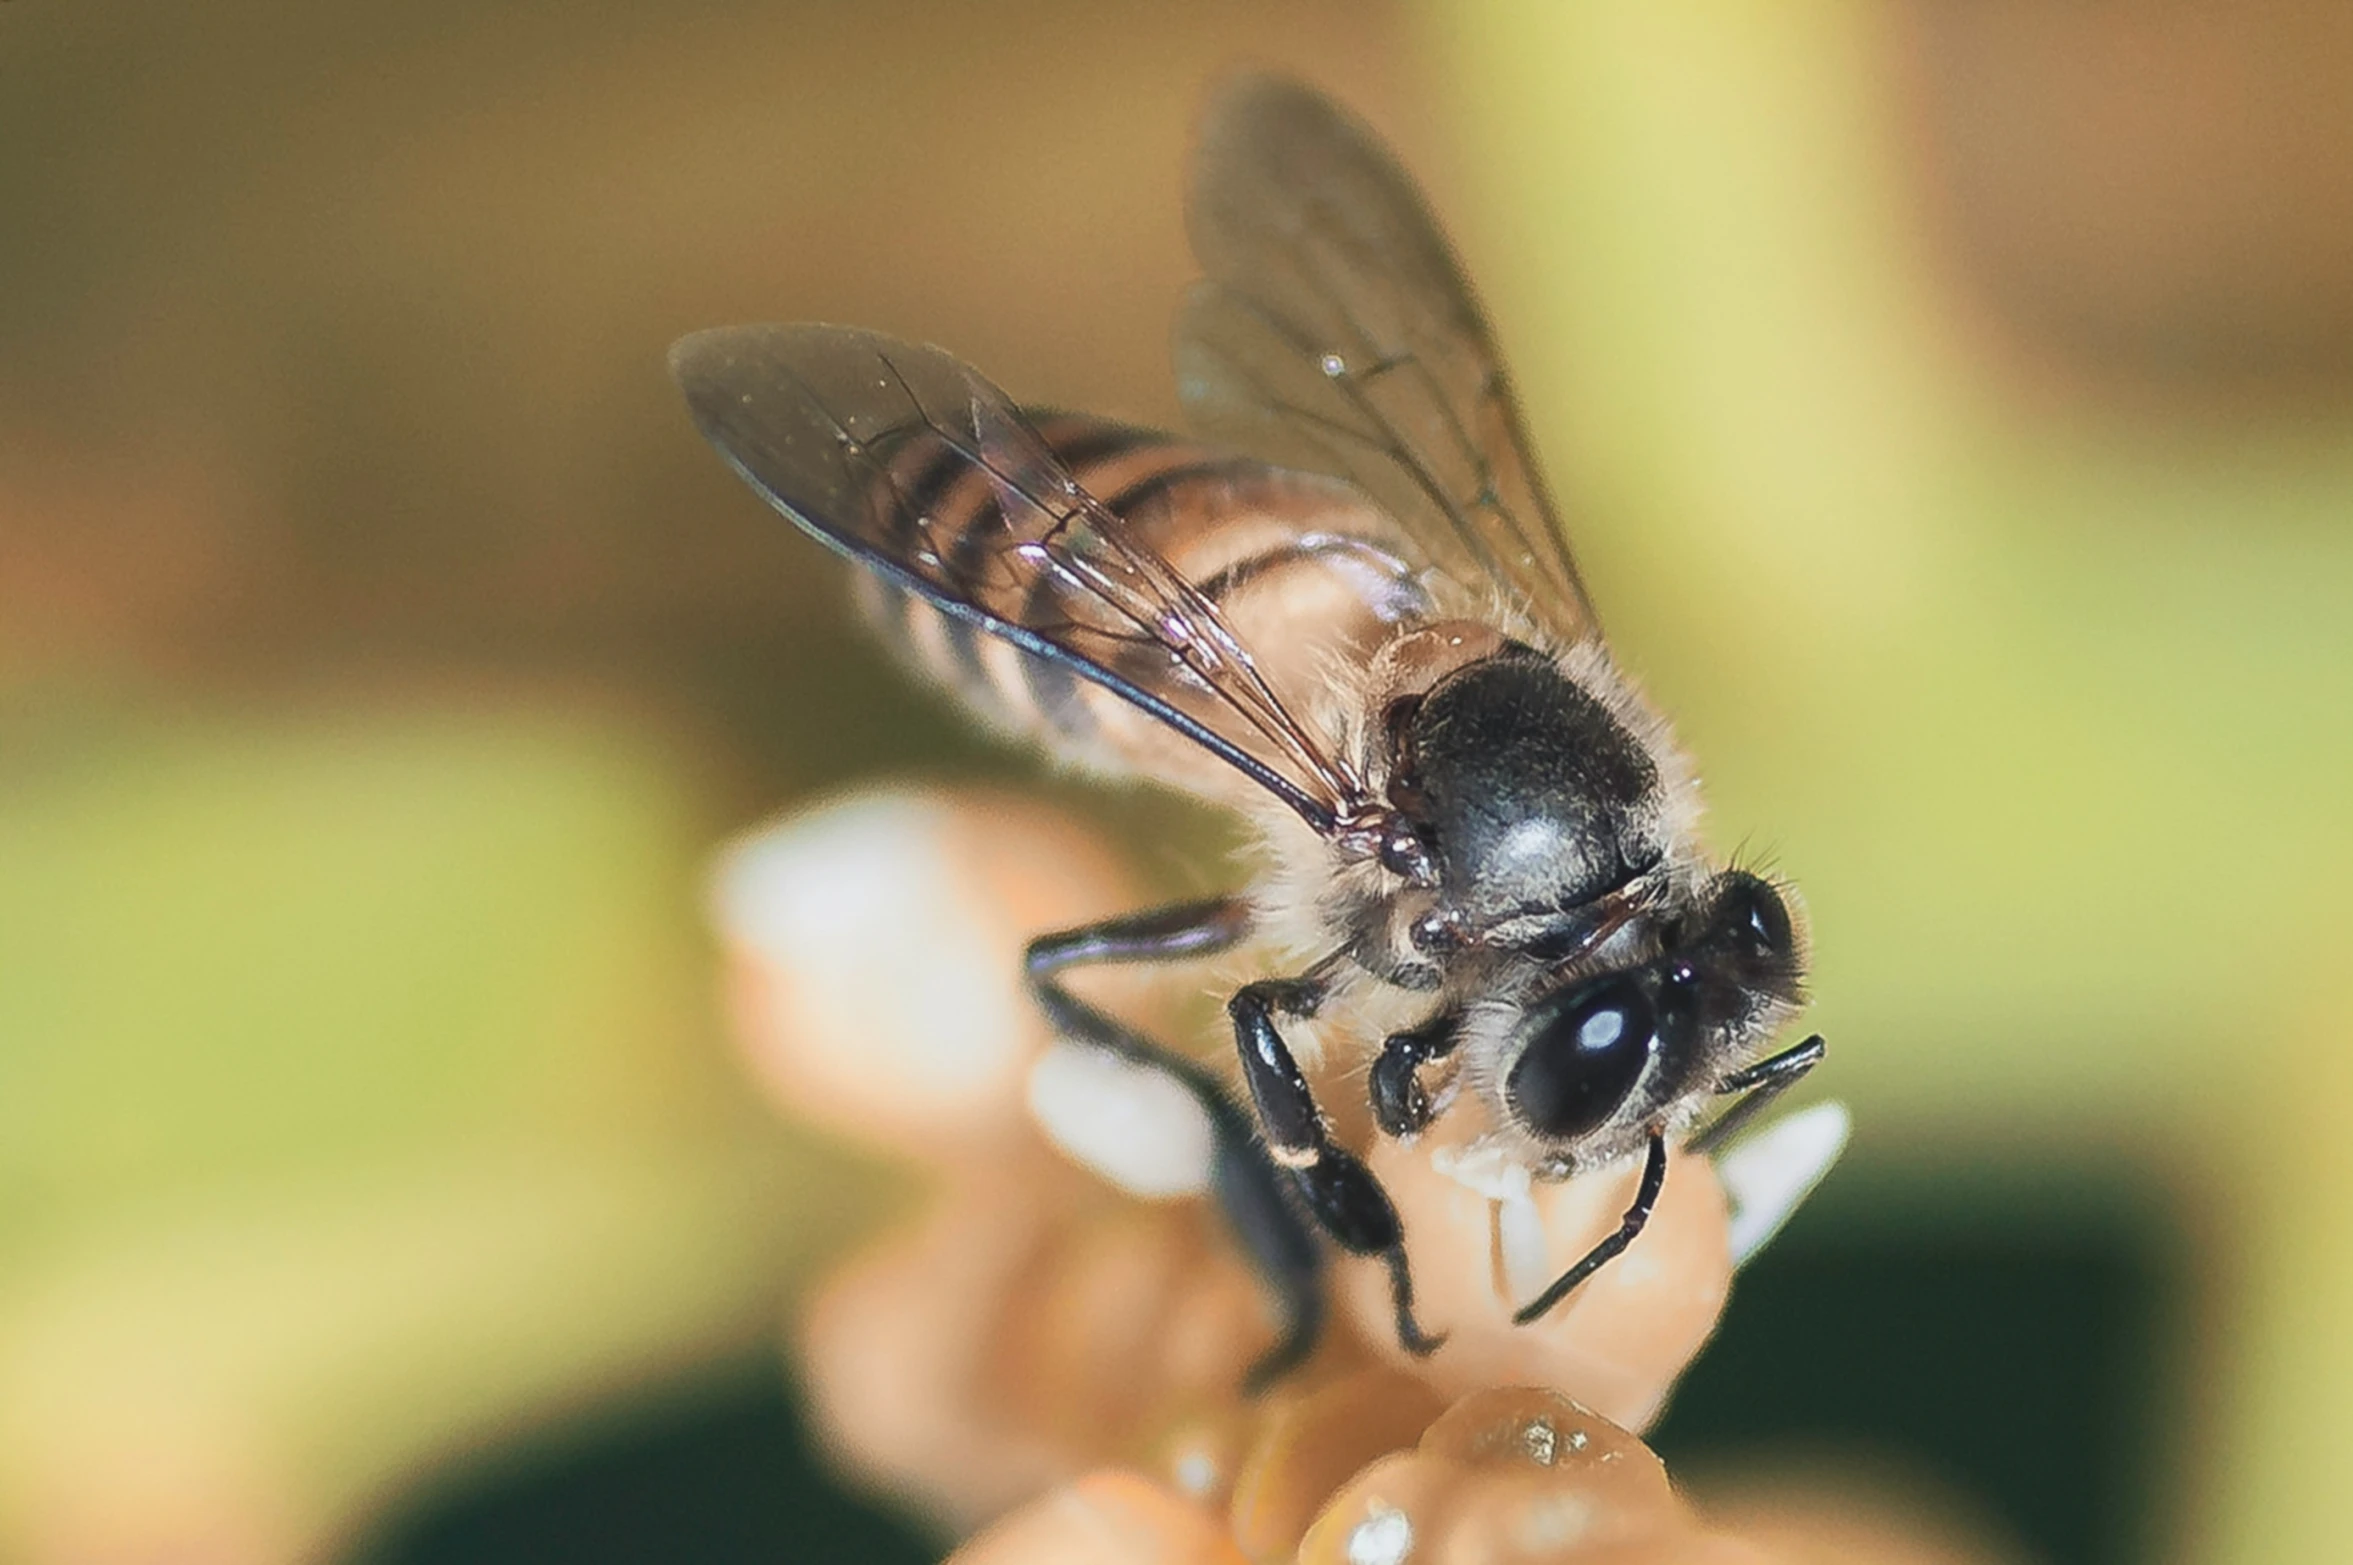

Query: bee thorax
[[1399, 650, 1666, 930]]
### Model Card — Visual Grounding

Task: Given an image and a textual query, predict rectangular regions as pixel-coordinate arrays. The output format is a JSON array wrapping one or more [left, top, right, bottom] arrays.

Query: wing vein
[[673, 322, 1366, 833]]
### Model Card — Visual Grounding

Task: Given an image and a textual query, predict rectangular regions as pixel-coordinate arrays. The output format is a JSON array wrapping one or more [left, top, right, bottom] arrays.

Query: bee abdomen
[[859, 412, 1415, 778]]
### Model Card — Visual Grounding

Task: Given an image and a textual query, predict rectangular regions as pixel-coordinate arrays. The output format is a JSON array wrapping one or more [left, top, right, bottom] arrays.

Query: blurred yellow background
[[3, 2, 2349, 1562]]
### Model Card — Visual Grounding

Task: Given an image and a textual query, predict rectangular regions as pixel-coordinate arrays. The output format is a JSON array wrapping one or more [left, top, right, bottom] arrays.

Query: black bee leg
[[1512, 1130, 1669, 1325], [1368, 1009, 1461, 1138], [1025, 900, 1327, 1391], [1688, 1034, 1827, 1156], [1230, 977, 1446, 1358]]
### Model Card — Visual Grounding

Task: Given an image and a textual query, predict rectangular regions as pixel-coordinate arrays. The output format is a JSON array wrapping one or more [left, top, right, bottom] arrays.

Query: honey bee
[[673, 75, 1822, 1387]]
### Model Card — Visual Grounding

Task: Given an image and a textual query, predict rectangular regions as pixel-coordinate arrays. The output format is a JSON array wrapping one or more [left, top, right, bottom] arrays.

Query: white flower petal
[[1717, 1100, 1851, 1267], [1026, 1040, 1214, 1199]]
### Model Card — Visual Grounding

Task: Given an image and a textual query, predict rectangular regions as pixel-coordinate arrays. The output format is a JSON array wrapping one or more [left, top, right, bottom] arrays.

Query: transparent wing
[[1176, 74, 1598, 643], [671, 322, 1369, 833]]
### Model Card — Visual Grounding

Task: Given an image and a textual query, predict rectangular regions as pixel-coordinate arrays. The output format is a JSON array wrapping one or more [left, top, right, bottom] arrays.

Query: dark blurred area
[[4, 3, 2351, 1563]]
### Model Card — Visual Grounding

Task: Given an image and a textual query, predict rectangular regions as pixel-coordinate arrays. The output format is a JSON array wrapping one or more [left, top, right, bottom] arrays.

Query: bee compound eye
[[1713, 872, 1794, 969], [1504, 978, 1658, 1142]]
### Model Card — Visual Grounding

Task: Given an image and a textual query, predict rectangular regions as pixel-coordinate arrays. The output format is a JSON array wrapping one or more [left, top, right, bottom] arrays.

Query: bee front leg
[[1513, 1130, 1669, 1324], [1229, 978, 1446, 1359], [1368, 1009, 1461, 1138], [1025, 900, 1328, 1392]]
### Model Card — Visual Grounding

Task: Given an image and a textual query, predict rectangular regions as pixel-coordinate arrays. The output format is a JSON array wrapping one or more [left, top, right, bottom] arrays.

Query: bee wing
[[672, 323, 1370, 833], [1176, 74, 1599, 645]]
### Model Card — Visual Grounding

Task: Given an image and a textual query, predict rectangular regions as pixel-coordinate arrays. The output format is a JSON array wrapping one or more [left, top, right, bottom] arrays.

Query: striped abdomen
[[856, 411, 1428, 798]]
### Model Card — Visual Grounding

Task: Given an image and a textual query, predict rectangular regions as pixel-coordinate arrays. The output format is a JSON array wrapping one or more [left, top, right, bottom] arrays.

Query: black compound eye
[[1711, 872, 1794, 970], [1504, 978, 1657, 1142]]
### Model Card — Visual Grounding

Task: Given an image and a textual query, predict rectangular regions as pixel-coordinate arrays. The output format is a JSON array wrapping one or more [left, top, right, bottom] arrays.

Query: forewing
[[1176, 74, 1598, 643], [671, 322, 1366, 831]]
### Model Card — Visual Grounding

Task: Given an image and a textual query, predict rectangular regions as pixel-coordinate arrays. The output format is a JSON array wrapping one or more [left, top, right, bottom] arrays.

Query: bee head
[[1500, 871, 1803, 1147]]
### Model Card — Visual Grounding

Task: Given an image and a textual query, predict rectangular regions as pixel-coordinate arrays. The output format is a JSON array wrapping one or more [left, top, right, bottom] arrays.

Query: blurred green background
[[4, 2, 2351, 1562]]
